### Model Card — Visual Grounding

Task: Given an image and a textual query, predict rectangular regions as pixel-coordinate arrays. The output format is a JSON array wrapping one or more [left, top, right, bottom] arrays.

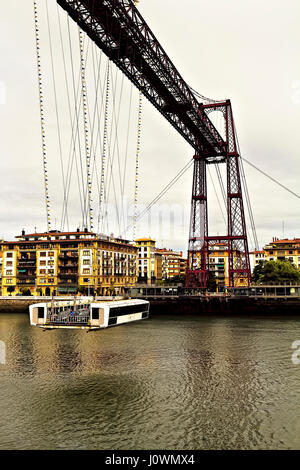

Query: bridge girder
[[57, 0, 226, 160]]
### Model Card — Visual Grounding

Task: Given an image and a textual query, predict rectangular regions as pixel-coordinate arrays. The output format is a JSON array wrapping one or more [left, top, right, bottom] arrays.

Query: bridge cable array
[[133, 74, 143, 241], [33, 0, 145, 238], [33, 0, 52, 231]]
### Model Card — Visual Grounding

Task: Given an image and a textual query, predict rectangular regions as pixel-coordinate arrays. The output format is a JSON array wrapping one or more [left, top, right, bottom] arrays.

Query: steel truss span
[[57, 0, 226, 158], [56, 0, 251, 288]]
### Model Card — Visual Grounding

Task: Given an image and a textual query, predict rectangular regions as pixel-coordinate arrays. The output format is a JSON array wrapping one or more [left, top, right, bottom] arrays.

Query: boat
[[29, 298, 150, 330]]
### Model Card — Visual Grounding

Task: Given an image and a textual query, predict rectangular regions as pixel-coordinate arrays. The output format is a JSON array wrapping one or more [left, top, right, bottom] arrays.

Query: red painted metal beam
[[57, 0, 226, 158]]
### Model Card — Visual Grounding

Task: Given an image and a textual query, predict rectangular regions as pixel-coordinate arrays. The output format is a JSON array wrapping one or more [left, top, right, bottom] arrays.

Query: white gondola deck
[[29, 298, 150, 330]]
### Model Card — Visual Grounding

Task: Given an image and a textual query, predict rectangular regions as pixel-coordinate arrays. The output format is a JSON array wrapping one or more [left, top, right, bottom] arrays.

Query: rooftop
[[16, 230, 95, 239]]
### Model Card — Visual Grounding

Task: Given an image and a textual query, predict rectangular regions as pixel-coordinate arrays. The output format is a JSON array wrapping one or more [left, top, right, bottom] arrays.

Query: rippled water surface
[[1, 312, 300, 449]]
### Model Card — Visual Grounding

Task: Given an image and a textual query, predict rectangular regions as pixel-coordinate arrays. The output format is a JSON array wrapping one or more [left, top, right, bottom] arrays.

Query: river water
[[0, 312, 300, 450]]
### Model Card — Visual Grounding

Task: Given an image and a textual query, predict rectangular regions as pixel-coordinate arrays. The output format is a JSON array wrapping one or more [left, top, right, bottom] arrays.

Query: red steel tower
[[186, 100, 251, 289]]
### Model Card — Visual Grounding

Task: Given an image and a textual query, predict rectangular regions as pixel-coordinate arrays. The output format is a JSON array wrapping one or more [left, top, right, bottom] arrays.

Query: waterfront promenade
[[1, 286, 300, 315]]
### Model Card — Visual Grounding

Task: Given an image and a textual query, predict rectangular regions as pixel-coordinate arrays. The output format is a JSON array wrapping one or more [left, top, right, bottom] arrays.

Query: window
[[48, 269, 54, 274], [6, 279, 12, 284], [109, 304, 148, 318], [49, 252, 54, 257], [6, 270, 13, 275], [40, 252, 46, 257], [83, 278, 90, 283], [6, 261, 12, 266], [83, 250, 90, 256], [83, 269, 90, 274], [40, 270, 46, 275], [83, 260, 90, 265], [40, 261, 46, 266], [6, 253, 13, 258], [92, 308, 100, 320]]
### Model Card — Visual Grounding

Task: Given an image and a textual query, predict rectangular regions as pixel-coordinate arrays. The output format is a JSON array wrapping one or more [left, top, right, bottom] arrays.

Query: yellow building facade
[[0, 231, 138, 296], [135, 238, 157, 284], [155, 248, 186, 280], [250, 238, 300, 274]]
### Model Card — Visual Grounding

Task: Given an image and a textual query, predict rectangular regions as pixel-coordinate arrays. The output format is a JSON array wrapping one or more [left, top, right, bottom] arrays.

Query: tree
[[253, 260, 300, 284], [252, 260, 265, 283], [20, 287, 31, 296], [162, 274, 186, 285], [78, 286, 86, 295], [7, 286, 15, 296], [207, 272, 217, 292]]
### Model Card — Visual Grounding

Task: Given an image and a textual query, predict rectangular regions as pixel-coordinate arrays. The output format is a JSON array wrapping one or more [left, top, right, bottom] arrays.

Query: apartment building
[[264, 238, 300, 267], [135, 237, 156, 284], [249, 238, 300, 274], [0, 230, 138, 296], [155, 248, 186, 281]]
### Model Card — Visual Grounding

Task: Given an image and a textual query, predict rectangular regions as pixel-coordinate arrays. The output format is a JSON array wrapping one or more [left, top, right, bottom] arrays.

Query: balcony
[[59, 263, 78, 268], [18, 260, 36, 267], [17, 276, 36, 284], [58, 280, 78, 285], [58, 272, 78, 278], [59, 254, 78, 259]]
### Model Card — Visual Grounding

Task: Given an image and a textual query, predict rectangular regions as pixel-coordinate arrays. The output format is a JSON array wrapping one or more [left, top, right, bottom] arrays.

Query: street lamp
[[35, 278, 37, 299]]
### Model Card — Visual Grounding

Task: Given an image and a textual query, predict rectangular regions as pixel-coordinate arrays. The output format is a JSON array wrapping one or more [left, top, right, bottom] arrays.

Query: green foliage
[[252, 261, 265, 283], [78, 286, 86, 295], [253, 260, 300, 284], [161, 274, 186, 285], [207, 272, 217, 292], [20, 287, 31, 296]]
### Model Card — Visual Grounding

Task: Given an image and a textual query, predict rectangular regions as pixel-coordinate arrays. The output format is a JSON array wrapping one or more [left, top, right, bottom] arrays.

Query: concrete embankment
[[0, 297, 74, 313], [148, 295, 300, 315], [0, 296, 125, 313], [1, 295, 300, 316]]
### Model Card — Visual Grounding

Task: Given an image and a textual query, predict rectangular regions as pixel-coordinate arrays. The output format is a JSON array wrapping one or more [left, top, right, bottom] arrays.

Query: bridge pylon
[[186, 100, 251, 289]]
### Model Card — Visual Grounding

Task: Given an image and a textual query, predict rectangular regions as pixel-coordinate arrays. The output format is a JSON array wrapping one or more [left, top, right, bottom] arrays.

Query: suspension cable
[[33, 0, 51, 231], [45, 0, 69, 231], [57, 4, 84, 231], [98, 59, 110, 234], [67, 16, 87, 230], [123, 158, 194, 237], [133, 74, 143, 240], [79, 28, 93, 231], [122, 83, 133, 238], [208, 167, 226, 225], [104, 66, 124, 237], [241, 157, 300, 200]]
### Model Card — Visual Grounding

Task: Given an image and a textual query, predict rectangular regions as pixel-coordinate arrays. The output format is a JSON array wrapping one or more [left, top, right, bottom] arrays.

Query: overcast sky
[[0, 0, 299, 254]]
